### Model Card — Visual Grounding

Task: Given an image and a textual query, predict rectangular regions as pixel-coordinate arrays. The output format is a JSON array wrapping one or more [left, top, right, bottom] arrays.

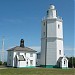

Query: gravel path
[[0, 66, 8, 69]]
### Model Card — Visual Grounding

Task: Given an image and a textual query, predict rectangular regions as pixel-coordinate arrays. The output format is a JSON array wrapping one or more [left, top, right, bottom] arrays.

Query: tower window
[[47, 10, 49, 15], [44, 22, 45, 26], [10, 52, 11, 56], [59, 50, 61, 55], [9, 59, 11, 65], [44, 32, 45, 36], [58, 24, 60, 29]]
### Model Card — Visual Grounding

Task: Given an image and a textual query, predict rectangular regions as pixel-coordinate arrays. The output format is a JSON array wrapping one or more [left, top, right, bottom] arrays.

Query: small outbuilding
[[7, 39, 37, 68], [57, 56, 68, 68]]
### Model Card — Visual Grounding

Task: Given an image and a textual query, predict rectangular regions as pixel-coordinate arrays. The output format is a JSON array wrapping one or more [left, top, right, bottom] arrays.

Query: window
[[44, 32, 45, 36], [58, 24, 60, 29], [43, 22, 45, 26], [47, 10, 49, 15], [18, 52, 20, 55], [9, 51, 11, 56], [30, 60, 33, 66], [59, 50, 61, 55], [9, 59, 11, 65], [10, 53, 11, 56], [25, 53, 26, 56], [64, 61, 65, 65], [37, 54, 40, 59], [27, 59, 28, 66], [30, 53, 33, 57]]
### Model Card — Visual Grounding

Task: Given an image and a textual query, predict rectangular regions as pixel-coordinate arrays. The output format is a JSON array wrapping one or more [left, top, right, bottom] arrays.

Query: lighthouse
[[40, 5, 68, 68]]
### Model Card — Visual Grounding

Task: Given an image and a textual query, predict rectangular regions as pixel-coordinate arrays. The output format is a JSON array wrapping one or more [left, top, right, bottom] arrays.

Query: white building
[[7, 39, 37, 68], [40, 5, 68, 68]]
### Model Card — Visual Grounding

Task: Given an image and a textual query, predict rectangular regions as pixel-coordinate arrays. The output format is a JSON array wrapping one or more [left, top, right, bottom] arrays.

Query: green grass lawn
[[0, 68, 74, 75]]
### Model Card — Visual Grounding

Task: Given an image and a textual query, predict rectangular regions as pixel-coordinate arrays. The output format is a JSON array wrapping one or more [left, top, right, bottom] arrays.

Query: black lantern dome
[[20, 39, 24, 48]]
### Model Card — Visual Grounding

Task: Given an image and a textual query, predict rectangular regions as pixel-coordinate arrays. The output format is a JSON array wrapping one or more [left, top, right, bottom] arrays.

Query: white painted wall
[[56, 21, 63, 38], [56, 40, 64, 60], [47, 20, 56, 37], [46, 18, 64, 66], [46, 38, 57, 65], [17, 61, 26, 67], [7, 50, 36, 67], [40, 38, 46, 65], [7, 51, 13, 67]]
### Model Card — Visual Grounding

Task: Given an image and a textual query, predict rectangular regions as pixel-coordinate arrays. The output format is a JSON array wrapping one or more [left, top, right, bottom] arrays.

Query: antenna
[[1, 36, 5, 64]]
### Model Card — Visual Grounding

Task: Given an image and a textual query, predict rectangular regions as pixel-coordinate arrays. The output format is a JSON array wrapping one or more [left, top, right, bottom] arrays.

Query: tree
[[67, 57, 75, 68], [3, 62, 7, 66]]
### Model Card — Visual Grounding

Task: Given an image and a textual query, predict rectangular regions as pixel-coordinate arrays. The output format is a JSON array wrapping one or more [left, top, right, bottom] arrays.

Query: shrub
[[67, 57, 75, 68], [0, 61, 2, 65]]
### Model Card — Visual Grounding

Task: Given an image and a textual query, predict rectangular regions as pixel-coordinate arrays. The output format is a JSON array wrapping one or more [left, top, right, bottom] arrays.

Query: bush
[[0, 61, 2, 65], [67, 57, 75, 68]]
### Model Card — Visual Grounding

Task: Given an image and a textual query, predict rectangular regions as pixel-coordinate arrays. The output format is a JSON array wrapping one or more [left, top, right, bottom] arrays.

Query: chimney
[[20, 39, 24, 48]]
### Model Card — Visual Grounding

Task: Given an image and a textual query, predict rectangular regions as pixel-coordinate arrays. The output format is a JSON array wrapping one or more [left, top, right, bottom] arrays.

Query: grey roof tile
[[7, 46, 37, 52], [57, 57, 63, 62]]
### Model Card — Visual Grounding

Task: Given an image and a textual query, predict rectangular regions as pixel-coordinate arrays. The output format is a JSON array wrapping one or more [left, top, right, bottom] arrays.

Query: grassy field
[[0, 68, 74, 75]]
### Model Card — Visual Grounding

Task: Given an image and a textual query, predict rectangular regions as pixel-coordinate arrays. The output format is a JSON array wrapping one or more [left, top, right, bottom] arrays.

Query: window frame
[[43, 22, 45, 26], [58, 24, 60, 29], [64, 61, 65, 65], [30, 53, 33, 57], [59, 50, 61, 55], [44, 32, 45, 36], [30, 60, 33, 66]]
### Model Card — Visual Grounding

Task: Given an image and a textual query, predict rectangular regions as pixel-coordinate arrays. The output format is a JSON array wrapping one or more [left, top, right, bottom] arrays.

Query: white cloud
[[3, 18, 23, 23], [64, 48, 75, 51], [64, 47, 75, 56]]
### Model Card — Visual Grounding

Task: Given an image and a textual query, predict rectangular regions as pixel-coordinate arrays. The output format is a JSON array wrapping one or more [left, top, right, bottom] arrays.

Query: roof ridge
[[7, 46, 37, 52]]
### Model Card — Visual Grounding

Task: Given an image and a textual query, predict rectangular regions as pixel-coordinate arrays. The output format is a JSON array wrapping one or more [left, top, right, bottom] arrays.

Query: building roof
[[7, 46, 37, 52], [57, 57, 68, 62], [57, 57, 63, 62]]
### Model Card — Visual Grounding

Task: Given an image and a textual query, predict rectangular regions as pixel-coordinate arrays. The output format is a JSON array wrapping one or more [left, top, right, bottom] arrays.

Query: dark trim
[[45, 20, 47, 67], [40, 65, 58, 68]]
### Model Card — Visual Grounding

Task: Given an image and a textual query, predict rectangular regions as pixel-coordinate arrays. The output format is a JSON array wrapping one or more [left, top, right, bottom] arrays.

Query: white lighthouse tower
[[40, 5, 68, 68]]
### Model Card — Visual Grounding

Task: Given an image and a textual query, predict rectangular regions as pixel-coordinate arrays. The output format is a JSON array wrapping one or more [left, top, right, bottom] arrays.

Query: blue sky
[[0, 0, 74, 61]]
